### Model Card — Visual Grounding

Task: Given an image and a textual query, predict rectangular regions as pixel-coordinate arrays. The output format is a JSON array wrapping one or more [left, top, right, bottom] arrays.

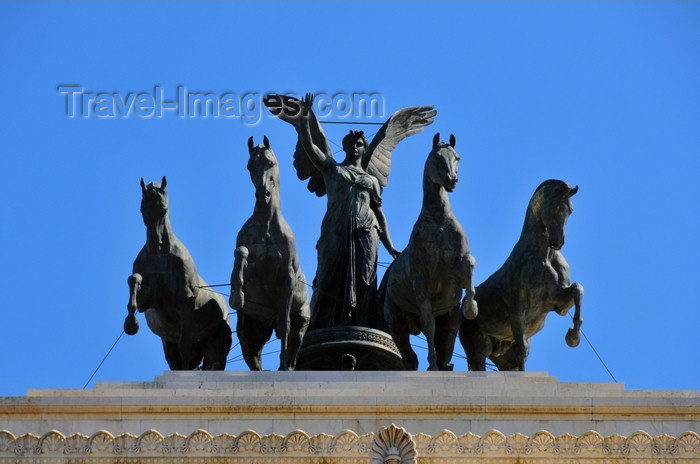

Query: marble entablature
[[1, 371, 697, 463]]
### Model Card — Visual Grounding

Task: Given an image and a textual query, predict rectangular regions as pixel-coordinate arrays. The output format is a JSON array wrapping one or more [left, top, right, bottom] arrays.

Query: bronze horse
[[459, 179, 583, 371], [124, 177, 232, 370], [230, 136, 310, 370], [381, 133, 477, 370]]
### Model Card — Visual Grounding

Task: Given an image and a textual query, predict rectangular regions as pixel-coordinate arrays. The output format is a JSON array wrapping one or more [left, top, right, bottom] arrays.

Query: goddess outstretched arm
[[300, 93, 334, 171]]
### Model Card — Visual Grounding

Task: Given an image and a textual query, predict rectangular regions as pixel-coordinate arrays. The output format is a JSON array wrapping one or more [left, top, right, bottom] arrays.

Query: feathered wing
[[263, 94, 332, 196], [363, 105, 436, 187]]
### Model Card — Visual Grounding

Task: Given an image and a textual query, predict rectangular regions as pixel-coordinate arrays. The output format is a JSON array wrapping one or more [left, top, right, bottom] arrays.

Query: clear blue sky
[[1, 1, 698, 396]]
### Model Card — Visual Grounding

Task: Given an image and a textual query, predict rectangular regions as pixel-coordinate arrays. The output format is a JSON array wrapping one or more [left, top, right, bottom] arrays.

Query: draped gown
[[309, 164, 385, 331]]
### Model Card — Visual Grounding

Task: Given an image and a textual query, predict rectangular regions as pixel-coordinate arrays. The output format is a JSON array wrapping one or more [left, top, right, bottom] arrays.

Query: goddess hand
[[301, 92, 314, 117]]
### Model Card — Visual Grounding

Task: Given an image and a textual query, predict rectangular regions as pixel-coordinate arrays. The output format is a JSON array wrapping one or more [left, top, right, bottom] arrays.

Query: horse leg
[[229, 246, 248, 310], [566, 282, 584, 347], [187, 343, 205, 370], [286, 289, 310, 370], [276, 285, 294, 371], [551, 282, 584, 347], [162, 340, 181, 370], [237, 313, 272, 370], [124, 273, 143, 335], [286, 309, 309, 370], [386, 299, 418, 370], [509, 298, 530, 371], [176, 296, 197, 370], [459, 318, 490, 371], [202, 320, 233, 371], [434, 308, 459, 371], [460, 254, 478, 320], [491, 340, 522, 371], [191, 294, 232, 370], [418, 300, 439, 371]]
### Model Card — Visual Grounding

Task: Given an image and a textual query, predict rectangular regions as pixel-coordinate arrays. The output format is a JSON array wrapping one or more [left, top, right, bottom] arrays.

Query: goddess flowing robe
[[309, 164, 384, 330]]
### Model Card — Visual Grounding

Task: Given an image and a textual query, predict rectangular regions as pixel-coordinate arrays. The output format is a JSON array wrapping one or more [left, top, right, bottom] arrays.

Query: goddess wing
[[363, 105, 436, 187], [263, 94, 331, 197]]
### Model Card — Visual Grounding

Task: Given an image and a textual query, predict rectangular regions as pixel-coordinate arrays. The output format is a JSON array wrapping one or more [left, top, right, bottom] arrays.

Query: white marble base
[[3, 371, 697, 438]]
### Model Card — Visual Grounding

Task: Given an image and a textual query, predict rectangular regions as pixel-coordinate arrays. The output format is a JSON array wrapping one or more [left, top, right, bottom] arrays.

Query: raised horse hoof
[[462, 299, 478, 320], [565, 328, 580, 348], [124, 316, 139, 335]]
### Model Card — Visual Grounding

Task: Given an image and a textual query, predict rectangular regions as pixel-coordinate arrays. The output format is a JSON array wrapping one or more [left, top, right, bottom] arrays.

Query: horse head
[[247, 136, 279, 205], [530, 179, 578, 251], [427, 133, 460, 192], [140, 176, 169, 252]]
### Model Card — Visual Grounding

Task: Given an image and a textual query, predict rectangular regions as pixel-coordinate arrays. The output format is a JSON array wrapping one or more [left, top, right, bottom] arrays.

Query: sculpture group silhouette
[[123, 93, 584, 372]]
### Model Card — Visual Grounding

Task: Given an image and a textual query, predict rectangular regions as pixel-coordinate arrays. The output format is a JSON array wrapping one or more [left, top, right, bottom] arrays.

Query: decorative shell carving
[[371, 424, 416, 464], [137, 430, 163, 453], [527, 430, 556, 455], [675, 431, 700, 455], [281, 430, 310, 453], [507, 432, 529, 454], [654, 434, 676, 455], [38, 431, 64, 454], [333, 430, 362, 453], [479, 429, 507, 454], [627, 431, 654, 455], [234, 430, 261, 453], [186, 429, 213, 453], [577, 430, 605, 455], [308, 432, 334, 454], [211, 432, 235, 454], [88, 431, 114, 454], [455, 431, 482, 454]]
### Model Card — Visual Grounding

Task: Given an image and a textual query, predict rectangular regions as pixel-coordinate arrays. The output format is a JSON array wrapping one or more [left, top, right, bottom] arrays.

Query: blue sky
[[1, 2, 698, 396]]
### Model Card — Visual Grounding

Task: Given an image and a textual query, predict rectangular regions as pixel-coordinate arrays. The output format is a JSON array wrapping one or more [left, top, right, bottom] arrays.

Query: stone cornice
[[1, 428, 699, 463], [3, 401, 697, 422]]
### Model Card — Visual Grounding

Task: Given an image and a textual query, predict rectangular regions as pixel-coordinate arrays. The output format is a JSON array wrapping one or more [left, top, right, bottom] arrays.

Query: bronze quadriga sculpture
[[230, 137, 310, 371], [124, 177, 232, 370], [381, 133, 477, 371], [120, 93, 586, 374], [459, 180, 583, 371]]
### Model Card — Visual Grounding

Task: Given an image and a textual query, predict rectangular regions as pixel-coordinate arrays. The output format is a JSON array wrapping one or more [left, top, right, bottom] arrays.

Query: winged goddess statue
[[263, 93, 436, 331]]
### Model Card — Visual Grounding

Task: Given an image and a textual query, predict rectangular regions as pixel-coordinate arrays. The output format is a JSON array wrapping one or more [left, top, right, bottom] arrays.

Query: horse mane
[[534, 179, 570, 195], [528, 179, 571, 215]]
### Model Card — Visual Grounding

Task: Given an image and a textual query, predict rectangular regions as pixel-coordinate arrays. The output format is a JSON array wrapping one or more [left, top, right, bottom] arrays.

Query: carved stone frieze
[[1, 428, 698, 463]]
